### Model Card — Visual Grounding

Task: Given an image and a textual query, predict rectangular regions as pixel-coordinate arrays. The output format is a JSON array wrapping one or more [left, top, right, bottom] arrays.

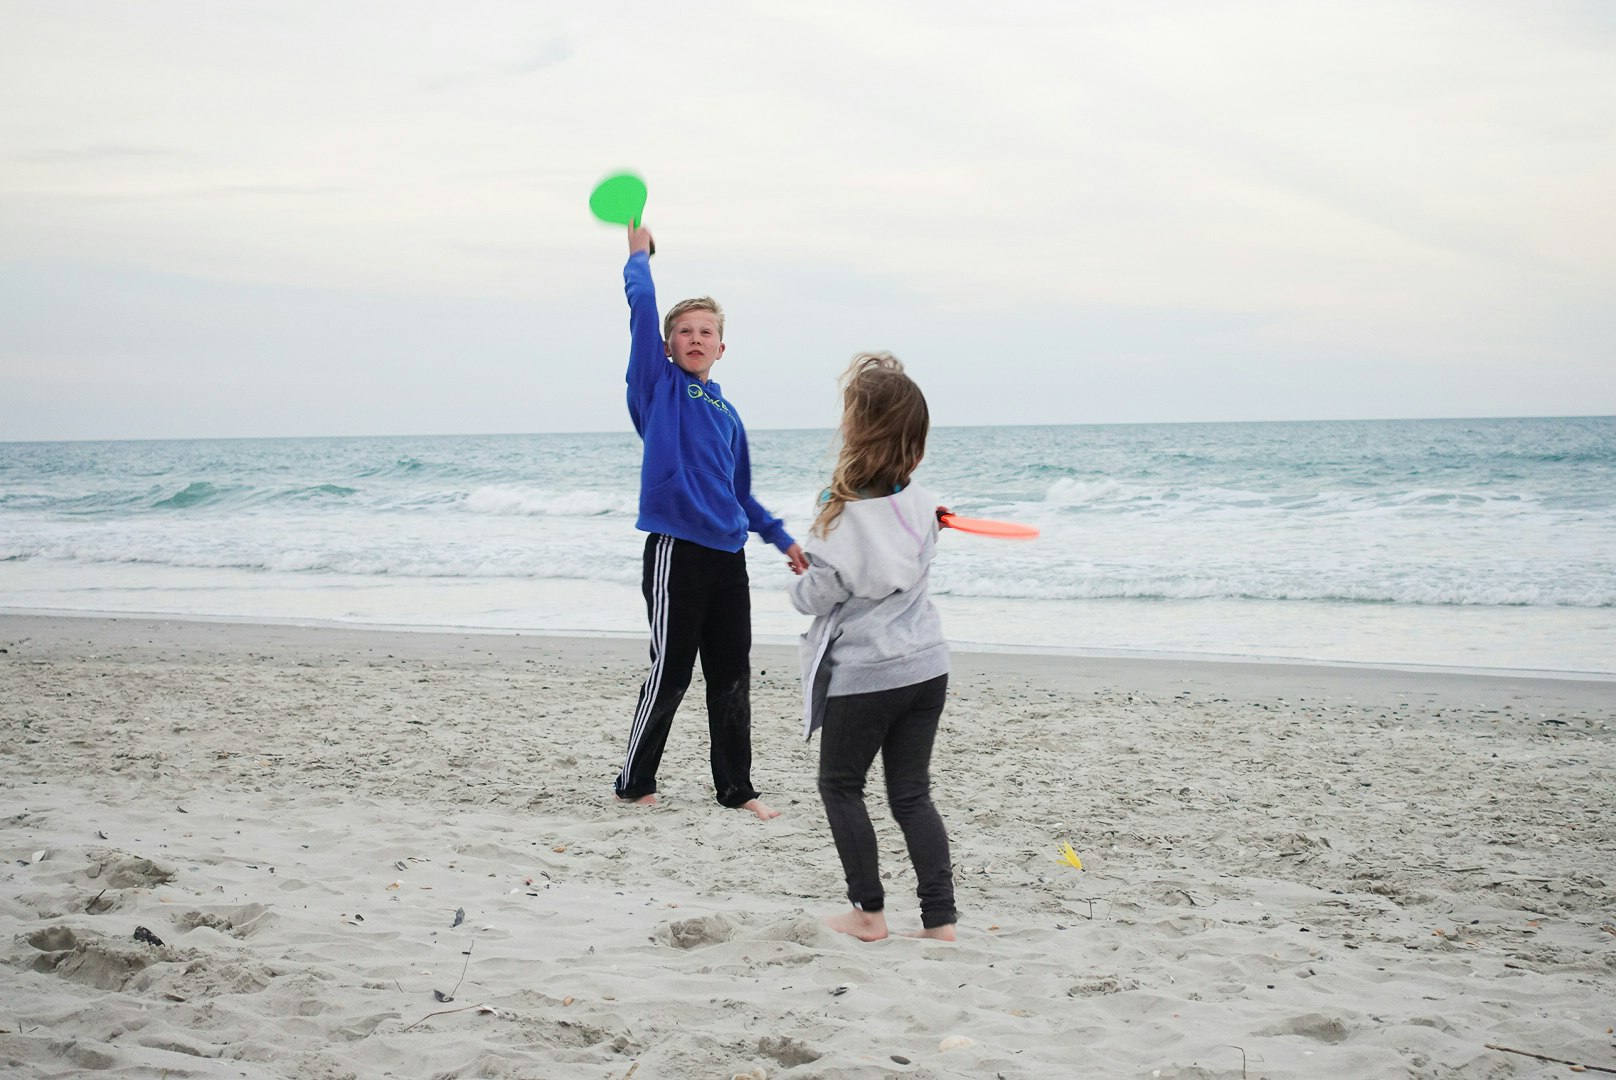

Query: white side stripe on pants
[[619, 534, 674, 787]]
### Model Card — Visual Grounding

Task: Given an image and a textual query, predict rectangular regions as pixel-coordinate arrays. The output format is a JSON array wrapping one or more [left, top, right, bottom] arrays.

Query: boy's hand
[[785, 543, 808, 575], [628, 224, 655, 257]]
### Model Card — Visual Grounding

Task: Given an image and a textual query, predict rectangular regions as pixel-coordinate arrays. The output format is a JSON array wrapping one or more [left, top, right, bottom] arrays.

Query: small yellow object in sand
[[938, 1035, 975, 1052], [1058, 841, 1083, 870], [386, 880, 403, 890]]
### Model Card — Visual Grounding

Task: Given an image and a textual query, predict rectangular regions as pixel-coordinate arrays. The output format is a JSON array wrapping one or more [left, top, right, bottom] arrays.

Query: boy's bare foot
[[903, 924, 957, 942], [616, 793, 658, 806], [823, 908, 888, 941], [740, 798, 780, 821]]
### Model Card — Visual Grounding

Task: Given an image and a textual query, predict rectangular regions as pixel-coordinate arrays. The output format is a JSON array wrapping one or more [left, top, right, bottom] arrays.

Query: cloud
[[421, 35, 571, 91], [13, 144, 182, 164], [509, 36, 570, 75]]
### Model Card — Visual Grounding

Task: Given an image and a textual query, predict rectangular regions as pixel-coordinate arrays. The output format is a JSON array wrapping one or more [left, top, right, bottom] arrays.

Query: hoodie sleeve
[[790, 550, 851, 615], [623, 252, 668, 420], [731, 408, 796, 552]]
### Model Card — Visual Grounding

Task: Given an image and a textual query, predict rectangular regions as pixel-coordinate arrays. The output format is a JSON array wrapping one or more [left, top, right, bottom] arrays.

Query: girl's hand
[[785, 543, 808, 575]]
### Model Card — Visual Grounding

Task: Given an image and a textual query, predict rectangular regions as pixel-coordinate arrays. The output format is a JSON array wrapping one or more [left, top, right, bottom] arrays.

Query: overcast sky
[[3, 0, 1613, 440]]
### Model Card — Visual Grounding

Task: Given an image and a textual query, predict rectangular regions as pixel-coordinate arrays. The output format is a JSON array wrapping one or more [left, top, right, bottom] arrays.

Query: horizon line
[[3, 412, 1613, 446]]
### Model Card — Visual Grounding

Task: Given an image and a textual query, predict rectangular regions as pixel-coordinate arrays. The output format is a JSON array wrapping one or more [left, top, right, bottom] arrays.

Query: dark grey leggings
[[816, 674, 956, 929]]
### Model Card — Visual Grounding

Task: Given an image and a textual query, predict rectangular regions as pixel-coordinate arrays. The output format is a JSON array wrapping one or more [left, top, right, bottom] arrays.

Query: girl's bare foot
[[616, 793, 658, 806], [904, 924, 957, 942], [740, 798, 780, 821], [822, 908, 888, 941]]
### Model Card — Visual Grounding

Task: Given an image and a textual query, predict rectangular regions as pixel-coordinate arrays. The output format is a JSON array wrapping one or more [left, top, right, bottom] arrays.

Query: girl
[[791, 352, 956, 942]]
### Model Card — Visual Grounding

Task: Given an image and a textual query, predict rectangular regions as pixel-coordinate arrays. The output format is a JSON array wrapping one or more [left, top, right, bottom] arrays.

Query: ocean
[[2, 416, 1613, 676]]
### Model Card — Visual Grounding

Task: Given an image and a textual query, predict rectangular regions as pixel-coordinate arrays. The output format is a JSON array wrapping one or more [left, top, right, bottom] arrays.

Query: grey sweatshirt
[[790, 482, 950, 739]]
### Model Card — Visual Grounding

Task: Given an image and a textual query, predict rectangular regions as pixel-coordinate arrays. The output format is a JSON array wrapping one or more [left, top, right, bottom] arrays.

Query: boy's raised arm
[[623, 225, 665, 402], [627, 223, 653, 259]]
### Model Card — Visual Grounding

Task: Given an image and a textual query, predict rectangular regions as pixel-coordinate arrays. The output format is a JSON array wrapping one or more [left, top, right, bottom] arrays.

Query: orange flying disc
[[937, 512, 1039, 539]]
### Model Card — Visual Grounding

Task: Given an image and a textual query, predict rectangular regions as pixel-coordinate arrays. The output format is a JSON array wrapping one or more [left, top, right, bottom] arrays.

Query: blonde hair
[[813, 352, 930, 536], [662, 296, 724, 341]]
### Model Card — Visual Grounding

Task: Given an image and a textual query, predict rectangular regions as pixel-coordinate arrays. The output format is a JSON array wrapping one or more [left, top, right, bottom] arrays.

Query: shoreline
[[6, 604, 1614, 687], [2, 612, 1613, 1077]]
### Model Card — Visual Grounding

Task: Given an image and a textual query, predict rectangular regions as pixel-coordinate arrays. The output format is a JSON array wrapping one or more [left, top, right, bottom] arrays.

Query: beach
[[1, 612, 1613, 1079]]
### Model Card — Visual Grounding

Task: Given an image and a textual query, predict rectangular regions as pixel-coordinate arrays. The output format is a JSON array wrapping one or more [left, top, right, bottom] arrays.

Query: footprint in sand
[[25, 925, 80, 952], [656, 914, 739, 949], [88, 851, 177, 890], [23, 927, 163, 990], [1254, 1013, 1352, 1044], [176, 903, 276, 939], [756, 1034, 821, 1067], [1066, 974, 1141, 997]]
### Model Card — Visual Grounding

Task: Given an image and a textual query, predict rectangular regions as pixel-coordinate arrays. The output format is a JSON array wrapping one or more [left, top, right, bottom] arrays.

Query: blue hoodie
[[623, 251, 794, 555]]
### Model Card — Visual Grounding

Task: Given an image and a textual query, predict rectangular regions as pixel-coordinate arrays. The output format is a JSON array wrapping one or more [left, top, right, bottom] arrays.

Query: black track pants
[[614, 533, 760, 808], [816, 674, 956, 928]]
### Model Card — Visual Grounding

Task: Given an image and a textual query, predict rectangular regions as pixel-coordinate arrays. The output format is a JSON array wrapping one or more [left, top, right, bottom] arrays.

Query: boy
[[613, 223, 806, 820]]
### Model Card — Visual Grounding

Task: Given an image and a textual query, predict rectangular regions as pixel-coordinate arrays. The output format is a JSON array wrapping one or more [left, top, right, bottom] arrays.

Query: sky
[[2, 0, 1614, 440]]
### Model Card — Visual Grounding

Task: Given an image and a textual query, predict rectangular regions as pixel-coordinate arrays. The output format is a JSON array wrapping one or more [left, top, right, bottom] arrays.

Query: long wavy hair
[[813, 352, 930, 537]]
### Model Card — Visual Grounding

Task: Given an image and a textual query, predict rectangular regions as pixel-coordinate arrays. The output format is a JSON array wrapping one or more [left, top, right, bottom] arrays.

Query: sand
[[1, 613, 1613, 1079]]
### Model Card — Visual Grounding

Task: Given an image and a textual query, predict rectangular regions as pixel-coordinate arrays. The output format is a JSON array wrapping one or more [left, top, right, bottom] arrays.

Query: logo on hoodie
[[686, 382, 732, 416]]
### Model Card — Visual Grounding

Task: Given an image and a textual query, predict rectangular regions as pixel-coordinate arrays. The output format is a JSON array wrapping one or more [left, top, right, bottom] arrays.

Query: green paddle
[[589, 172, 657, 257], [589, 172, 647, 227]]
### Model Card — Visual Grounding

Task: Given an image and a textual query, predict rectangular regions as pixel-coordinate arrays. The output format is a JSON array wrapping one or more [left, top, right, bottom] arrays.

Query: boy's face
[[665, 309, 725, 381]]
